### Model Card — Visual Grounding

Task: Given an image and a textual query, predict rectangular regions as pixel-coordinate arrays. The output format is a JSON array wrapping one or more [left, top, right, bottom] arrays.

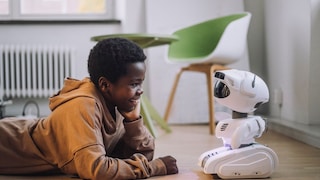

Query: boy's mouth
[[129, 98, 140, 106]]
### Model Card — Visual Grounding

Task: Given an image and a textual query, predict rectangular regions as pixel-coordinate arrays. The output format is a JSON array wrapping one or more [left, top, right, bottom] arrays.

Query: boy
[[0, 38, 178, 179]]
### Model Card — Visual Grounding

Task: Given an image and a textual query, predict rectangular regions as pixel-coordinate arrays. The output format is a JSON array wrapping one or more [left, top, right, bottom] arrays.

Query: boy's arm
[[115, 100, 155, 160], [72, 145, 168, 179], [69, 117, 177, 180], [111, 117, 155, 160]]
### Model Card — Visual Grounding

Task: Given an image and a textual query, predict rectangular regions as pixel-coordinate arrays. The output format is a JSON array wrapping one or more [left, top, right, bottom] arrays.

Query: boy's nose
[[137, 88, 144, 95]]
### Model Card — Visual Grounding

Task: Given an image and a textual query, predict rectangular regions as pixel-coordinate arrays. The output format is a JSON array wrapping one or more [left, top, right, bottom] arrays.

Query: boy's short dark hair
[[88, 37, 146, 87]]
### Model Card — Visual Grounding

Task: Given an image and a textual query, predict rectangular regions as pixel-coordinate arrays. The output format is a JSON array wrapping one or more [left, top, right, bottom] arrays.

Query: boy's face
[[106, 62, 146, 113]]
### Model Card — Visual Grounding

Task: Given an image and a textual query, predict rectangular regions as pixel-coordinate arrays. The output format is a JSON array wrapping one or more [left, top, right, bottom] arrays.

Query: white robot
[[198, 69, 279, 179]]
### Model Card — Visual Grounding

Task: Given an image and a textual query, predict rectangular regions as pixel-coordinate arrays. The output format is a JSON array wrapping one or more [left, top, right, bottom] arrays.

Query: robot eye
[[214, 72, 225, 80], [214, 81, 230, 98]]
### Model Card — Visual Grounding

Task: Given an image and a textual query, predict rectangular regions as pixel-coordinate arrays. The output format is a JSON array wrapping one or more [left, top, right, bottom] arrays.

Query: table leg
[[141, 97, 157, 137], [141, 96, 171, 137]]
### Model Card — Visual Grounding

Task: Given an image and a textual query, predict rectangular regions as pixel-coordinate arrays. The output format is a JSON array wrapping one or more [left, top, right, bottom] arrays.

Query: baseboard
[[267, 117, 320, 149]]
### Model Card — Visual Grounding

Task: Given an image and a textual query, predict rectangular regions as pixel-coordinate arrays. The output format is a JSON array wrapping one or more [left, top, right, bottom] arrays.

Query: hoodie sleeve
[[63, 115, 166, 179], [110, 118, 155, 161], [71, 145, 167, 179]]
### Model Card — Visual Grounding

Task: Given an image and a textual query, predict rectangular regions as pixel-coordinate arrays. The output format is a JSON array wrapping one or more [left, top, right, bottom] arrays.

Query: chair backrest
[[167, 12, 251, 65]]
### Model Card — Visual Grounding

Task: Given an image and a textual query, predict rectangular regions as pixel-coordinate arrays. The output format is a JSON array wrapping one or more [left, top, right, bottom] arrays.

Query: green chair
[[164, 12, 251, 135]]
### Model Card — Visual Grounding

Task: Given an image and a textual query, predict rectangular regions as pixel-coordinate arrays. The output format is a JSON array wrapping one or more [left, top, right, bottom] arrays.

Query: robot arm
[[216, 116, 266, 149], [232, 116, 266, 148]]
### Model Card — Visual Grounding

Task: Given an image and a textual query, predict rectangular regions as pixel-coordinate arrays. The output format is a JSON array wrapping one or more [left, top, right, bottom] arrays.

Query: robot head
[[214, 69, 269, 113]]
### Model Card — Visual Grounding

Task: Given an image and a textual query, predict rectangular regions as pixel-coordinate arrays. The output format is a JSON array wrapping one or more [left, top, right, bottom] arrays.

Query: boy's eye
[[130, 83, 140, 87]]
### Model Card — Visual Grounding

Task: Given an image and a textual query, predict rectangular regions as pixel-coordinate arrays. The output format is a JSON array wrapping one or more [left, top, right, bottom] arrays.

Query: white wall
[[265, 0, 310, 123], [309, 0, 320, 124], [263, 0, 320, 125], [243, 1, 266, 77]]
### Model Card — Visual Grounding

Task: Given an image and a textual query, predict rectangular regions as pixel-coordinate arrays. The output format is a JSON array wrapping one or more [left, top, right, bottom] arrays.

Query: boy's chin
[[118, 106, 135, 113]]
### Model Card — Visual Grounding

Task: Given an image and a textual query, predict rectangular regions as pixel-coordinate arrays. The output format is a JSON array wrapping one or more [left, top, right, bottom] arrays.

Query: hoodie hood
[[49, 77, 101, 111]]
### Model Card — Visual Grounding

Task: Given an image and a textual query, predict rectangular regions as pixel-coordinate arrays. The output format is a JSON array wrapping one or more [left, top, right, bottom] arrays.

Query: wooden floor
[[151, 124, 320, 180], [1, 124, 320, 180]]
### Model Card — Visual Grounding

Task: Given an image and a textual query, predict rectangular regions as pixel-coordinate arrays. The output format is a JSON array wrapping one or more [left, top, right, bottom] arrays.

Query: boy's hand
[[119, 100, 141, 122], [159, 156, 178, 175]]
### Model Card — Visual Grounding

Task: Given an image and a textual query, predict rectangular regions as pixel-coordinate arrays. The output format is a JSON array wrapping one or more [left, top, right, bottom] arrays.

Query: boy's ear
[[98, 77, 110, 91]]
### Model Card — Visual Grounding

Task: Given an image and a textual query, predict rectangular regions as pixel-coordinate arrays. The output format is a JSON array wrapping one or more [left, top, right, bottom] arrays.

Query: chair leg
[[206, 69, 215, 135], [164, 69, 184, 122], [165, 64, 228, 135]]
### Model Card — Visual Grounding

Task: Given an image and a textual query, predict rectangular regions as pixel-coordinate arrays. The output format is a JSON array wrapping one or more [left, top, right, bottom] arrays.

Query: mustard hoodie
[[0, 78, 167, 179]]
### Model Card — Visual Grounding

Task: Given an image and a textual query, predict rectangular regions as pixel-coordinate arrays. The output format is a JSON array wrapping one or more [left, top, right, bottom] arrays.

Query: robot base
[[198, 144, 278, 179]]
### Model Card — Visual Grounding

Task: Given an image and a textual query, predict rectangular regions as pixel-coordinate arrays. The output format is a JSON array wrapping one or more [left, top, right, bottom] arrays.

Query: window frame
[[0, 0, 116, 21]]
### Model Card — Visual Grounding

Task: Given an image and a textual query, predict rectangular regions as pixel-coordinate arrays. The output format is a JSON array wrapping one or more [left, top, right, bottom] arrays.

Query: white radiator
[[0, 44, 75, 99]]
